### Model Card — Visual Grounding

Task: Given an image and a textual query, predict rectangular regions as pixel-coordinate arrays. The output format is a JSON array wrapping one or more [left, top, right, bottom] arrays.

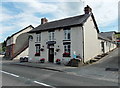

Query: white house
[[5, 25, 34, 60], [98, 33, 116, 54], [28, 5, 101, 63]]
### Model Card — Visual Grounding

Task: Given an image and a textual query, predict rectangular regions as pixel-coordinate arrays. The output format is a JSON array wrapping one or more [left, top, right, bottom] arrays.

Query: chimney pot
[[84, 5, 92, 14], [41, 18, 48, 24]]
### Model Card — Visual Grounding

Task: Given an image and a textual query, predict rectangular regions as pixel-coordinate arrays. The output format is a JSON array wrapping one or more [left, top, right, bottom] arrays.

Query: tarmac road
[[1, 48, 119, 87], [1, 63, 118, 87]]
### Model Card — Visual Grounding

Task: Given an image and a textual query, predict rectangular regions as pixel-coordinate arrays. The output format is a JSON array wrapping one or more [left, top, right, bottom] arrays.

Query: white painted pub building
[[28, 6, 116, 63]]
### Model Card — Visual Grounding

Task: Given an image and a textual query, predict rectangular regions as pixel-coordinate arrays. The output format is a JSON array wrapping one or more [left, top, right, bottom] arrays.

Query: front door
[[48, 48, 54, 63], [101, 42, 105, 53]]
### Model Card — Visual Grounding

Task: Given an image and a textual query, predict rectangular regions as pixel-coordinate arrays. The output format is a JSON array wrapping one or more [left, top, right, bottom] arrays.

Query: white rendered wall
[[54, 29, 64, 63], [83, 16, 99, 62], [71, 26, 83, 59]]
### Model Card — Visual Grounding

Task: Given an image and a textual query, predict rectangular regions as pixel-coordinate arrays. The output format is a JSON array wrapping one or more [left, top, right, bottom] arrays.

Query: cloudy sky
[[0, 0, 119, 42]]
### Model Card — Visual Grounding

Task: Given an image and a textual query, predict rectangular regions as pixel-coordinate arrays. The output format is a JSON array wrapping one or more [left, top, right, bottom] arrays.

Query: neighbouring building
[[98, 33, 116, 54], [99, 31, 117, 42], [5, 25, 34, 60], [28, 5, 117, 64], [115, 32, 120, 46], [98, 31, 117, 53]]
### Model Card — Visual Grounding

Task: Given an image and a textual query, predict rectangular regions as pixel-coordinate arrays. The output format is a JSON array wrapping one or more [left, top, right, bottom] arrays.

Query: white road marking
[[34, 81, 50, 86], [34, 81, 55, 88], [1, 70, 19, 77], [1, 70, 55, 87]]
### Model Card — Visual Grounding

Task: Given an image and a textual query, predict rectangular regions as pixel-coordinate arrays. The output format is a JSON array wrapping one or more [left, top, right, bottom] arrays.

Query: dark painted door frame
[[48, 45, 54, 63], [101, 41, 105, 53]]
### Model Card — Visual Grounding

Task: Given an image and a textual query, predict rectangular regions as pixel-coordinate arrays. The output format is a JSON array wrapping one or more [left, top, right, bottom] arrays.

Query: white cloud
[[45, 2, 84, 21], [0, 6, 13, 22], [2, 0, 83, 2], [0, 13, 13, 22], [13, 13, 40, 27], [27, 1, 57, 14], [83, 0, 119, 27], [1, 0, 119, 42], [1, 26, 16, 34]]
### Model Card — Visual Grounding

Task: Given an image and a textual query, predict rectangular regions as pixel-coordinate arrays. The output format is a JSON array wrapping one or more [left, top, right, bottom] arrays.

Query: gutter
[[82, 26, 85, 64]]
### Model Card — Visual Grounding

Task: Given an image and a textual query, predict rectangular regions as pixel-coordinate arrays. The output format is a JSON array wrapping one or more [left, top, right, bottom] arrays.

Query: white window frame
[[36, 33, 41, 42], [64, 28, 71, 40], [64, 44, 71, 54], [49, 31, 55, 41]]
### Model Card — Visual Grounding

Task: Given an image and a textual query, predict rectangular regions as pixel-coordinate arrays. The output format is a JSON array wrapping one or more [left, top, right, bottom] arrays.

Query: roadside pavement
[[2, 48, 119, 83], [11, 61, 77, 72], [64, 48, 119, 83]]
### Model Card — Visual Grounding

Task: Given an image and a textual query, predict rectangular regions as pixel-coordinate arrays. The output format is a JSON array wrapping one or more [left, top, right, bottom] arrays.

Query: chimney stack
[[41, 18, 48, 24], [84, 5, 92, 14]]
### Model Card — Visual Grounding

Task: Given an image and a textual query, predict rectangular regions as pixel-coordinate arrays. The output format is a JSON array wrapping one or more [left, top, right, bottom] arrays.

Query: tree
[[2, 41, 6, 52], [0, 43, 2, 53]]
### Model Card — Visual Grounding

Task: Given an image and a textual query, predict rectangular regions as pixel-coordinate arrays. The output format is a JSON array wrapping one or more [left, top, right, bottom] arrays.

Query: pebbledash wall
[[6, 25, 33, 59], [28, 15, 100, 63], [6, 26, 33, 46]]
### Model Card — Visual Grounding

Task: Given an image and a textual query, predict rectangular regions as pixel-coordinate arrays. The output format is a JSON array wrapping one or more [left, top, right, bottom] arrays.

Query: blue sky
[[0, 0, 119, 43]]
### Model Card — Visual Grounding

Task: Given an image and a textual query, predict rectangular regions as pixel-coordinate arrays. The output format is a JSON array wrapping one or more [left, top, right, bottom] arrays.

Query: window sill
[[63, 56, 71, 57], [63, 40, 71, 41], [48, 40, 56, 41], [35, 53, 40, 56], [35, 42, 41, 43], [63, 55, 71, 57]]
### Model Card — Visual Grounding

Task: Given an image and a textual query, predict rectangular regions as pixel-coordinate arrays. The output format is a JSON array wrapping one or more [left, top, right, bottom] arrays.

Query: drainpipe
[[82, 26, 85, 64]]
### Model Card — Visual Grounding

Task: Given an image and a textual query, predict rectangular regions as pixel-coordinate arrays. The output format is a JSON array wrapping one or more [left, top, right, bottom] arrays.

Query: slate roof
[[99, 31, 116, 40], [98, 33, 112, 42], [29, 13, 99, 33], [6, 25, 34, 41]]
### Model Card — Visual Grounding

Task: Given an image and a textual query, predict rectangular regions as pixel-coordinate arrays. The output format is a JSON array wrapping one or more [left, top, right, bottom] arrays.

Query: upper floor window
[[36, 33, 41, 42], [49, 31, 55, 41], [64, 28, 71, 40]]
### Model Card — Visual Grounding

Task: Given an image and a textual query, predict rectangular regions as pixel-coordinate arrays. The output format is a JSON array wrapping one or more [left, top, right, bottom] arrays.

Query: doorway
[[48, 46, 54, 63], [101, 42, 105, 53]]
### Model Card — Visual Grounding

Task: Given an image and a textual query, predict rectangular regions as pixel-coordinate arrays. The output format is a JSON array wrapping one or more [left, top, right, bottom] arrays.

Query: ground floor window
[[35, 44, 40, 56], [63, 44, 71, 57]]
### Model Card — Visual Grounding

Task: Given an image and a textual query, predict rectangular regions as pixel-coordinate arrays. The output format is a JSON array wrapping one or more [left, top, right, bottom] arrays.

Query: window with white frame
[[63, 44, 71, 57], [49, 31, 55, 41], [36, 33, 41, 42], [64, 28, 71, 40], [64, 44, 71, 53]]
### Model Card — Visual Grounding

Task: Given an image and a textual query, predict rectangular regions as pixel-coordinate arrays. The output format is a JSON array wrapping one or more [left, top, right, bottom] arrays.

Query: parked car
[[0, 52, 5, 55], [20, 56, 28, 62]]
